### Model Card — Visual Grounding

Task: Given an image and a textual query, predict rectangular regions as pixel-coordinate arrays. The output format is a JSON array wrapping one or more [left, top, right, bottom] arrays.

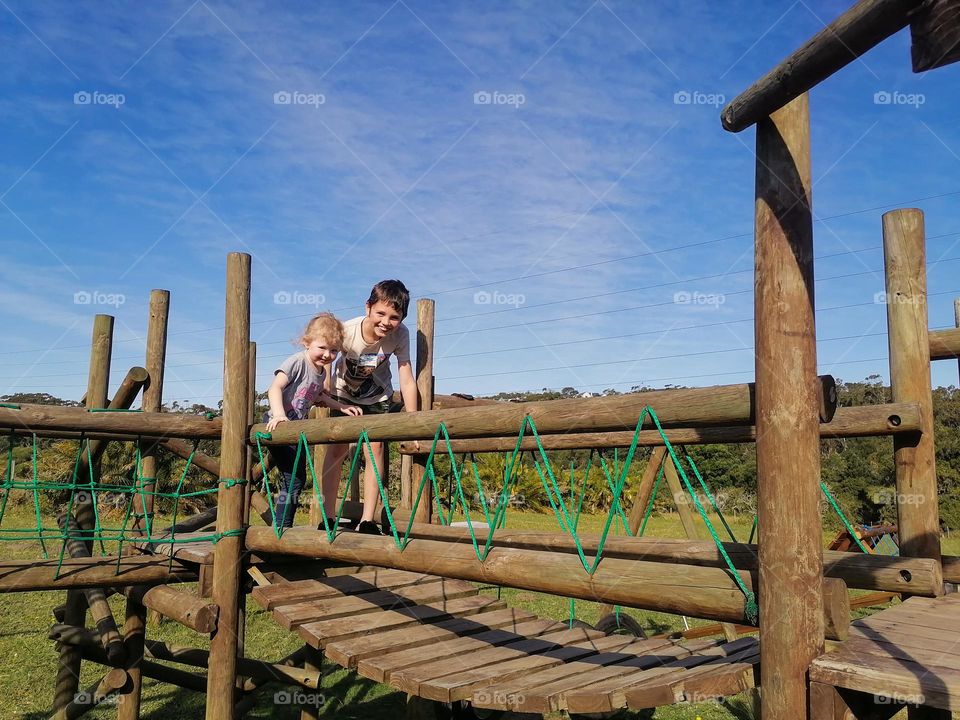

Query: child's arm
[[397, 360, 421, 451], [265, 372, 290, 432], [316, 391, 362, 417], [397, 360, 419, 413]]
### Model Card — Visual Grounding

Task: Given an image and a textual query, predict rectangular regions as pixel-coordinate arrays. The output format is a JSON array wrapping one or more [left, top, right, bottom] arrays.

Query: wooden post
[[883, 209, 943, 564], [663, 455, 700, 540], [309, 407, 331, 527], [53, 314, 113, 715], [205, 253, 251, 720], [753, 93, 823, 719], [412, 299, 435, 523], [120, 289, 168, 720]]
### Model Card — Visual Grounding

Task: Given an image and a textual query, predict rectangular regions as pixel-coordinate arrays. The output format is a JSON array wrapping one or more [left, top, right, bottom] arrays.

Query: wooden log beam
[[754, 94, 822, 720], [910, 0, 960, 71], [142, 640, 321, 689], [58, 512, 126, 665], [392, 391, 497, 409], [205, 252, 251, 719], [121, 288, 169, 720], [386, 524, 941, 596], [0, 403, 222, 440], [0, 556, 196, 592], [52, 667, 129, 720], [243, 526, 850, 637], [76, 642, 208, 693], [396, 403, 919, 453], [884, 209, 943, 564], [929, 327, 960, 360], [252, 377, 838, 446], [721, 0, 922, 132], [55, 313, 113, 716], [122, 584, 218, 634]]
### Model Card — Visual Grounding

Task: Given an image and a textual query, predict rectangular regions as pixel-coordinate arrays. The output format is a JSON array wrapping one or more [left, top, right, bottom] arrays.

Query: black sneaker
[[356, 520, 384, 536], [320, 517, 343, 532]]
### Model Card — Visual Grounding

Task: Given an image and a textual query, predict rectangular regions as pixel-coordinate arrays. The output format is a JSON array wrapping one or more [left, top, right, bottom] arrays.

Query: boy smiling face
[[361, 300, 403, 342]]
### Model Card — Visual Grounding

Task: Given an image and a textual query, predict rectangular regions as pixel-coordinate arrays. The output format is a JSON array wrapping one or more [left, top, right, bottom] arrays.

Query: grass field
[[1, 506, 953, 720]]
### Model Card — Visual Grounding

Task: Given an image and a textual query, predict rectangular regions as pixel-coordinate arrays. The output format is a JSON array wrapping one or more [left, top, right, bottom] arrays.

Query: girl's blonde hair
[[301, 312, 344, 349]]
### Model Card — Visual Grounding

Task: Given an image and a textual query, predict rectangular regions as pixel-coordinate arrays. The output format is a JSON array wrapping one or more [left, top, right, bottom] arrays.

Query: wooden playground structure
[[3, 1, 960, 718]]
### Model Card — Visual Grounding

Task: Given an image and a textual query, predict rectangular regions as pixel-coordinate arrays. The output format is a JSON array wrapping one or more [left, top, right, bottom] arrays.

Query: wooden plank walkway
[[252, 568, 759, 712], [810, 594, 960, 712]]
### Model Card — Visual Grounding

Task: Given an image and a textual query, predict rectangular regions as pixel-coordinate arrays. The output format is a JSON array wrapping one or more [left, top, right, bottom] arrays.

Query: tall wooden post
[[119, 290, 169, 719], [754, 93, 823, 720], [412, 299, 435, 523], [53, 314, 113, 714], [883, 209, 942, 565], [205, 253, 251, 720]]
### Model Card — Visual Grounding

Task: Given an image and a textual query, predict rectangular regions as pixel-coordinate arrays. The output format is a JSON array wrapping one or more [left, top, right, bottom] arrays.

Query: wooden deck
[[252, 568, 759, 713], [810, 594, 960, 712]]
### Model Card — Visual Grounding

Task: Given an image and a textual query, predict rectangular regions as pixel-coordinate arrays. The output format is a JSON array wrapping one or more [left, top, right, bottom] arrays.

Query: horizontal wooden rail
[[0, 403, 222, 440], [930, 327, 960, 360], [251, 377, 838, 446], [721, 0, 921, 132], [0, 556, 197, 592], [397, 403, 919, 453], [244, 526, 850, 638], [390, 524, 941, 596]]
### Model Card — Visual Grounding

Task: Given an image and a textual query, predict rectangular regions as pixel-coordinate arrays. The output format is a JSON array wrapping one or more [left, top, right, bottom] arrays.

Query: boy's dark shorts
[[330, 397, 402, 417]]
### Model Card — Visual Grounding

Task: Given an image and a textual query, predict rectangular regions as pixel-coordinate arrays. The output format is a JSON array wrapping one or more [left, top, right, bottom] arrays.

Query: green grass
[[1, 506, 952, 719]]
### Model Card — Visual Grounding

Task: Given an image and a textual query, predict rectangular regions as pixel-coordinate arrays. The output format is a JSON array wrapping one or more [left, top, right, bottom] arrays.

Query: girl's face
[[302, 336, 338, 368], [365, 300, 402, 339]]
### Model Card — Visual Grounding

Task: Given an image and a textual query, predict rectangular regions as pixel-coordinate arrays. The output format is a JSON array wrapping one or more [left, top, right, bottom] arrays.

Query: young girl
[[265, 313, 361, 529]]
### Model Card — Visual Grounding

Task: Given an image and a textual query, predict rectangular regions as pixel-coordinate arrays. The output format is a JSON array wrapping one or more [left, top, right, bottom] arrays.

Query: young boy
[[321, 280, 419, 534]]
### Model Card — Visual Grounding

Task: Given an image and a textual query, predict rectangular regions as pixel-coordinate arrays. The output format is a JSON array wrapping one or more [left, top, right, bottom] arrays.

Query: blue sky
[[1, 0, 958, 406]]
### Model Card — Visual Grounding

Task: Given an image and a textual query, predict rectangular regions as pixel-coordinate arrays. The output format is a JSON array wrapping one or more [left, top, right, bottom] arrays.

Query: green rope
[[820, 481, 870, 553], [685, 453, 738, 543], [0, 403, 21, 409]]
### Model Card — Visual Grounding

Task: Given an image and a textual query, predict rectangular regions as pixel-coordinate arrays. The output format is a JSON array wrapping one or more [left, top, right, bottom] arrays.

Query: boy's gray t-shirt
[[267, 350, 325, 421], [334, 316, 410, 404]]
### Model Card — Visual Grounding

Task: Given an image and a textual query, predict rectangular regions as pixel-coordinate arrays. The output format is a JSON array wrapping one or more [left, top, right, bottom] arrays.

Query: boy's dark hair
[[367, 279, 410, 319]]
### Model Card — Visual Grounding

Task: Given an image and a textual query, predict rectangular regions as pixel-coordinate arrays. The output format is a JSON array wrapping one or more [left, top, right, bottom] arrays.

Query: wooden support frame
[[396, 403, 920, 453], [244, 526, 850, 636], [884, 209, 943, 564], [721, 0, 922, 132], [753, 93, 823, 719], [253, 378, 838, 445], [205, 252, 251, 719], [121, 288, 169, 720], [412, 298, 436, 523]]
